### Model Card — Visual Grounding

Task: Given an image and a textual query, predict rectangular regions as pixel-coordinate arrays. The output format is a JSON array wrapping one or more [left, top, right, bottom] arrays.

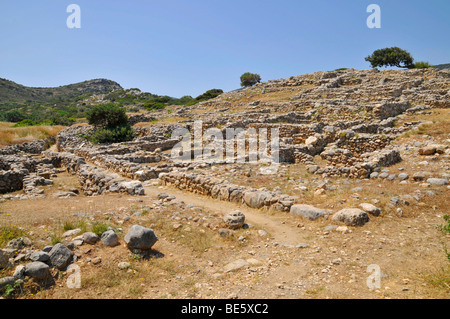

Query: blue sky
[[0, 0, 449, 97]]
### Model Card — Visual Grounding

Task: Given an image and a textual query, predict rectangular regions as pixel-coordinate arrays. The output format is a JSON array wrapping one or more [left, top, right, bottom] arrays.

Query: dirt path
[[144, 185, 307, 245]]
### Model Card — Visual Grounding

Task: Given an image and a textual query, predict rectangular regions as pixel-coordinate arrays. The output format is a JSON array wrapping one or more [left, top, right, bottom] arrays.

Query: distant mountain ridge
[[0, 77, 123, 103], [433, 63, 450, 70]]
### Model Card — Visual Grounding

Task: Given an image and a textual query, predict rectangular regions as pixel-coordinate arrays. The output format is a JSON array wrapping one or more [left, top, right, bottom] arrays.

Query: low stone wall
[[0, 138, 54, 156], [159, 171, 297, 212], [43, 151, 145, 196]]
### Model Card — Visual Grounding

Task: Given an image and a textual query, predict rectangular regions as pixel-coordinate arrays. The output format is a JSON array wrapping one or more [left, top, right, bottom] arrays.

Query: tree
[[240, 72, 262, 87], [365, 47, 414, 69], [4, 110, 27, 123]]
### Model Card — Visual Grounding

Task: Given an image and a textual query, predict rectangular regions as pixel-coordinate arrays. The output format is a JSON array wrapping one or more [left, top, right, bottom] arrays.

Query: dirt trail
[[144, 185, 307, 245]]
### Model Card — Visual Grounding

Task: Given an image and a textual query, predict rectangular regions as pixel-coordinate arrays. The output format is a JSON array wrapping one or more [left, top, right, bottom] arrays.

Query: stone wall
[[160, 171, 297, 212]]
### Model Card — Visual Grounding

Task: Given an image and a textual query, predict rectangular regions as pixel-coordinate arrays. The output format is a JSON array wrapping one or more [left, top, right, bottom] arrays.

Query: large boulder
[[119, 181, 145, 195], [243, 191, 272, 209], [290, 204, 327, 220], [124, 225, 158, 250], [24, 261, 50, 280], [223, 211, 246, 229], [101, 230, 119, 247], [48, 243, 73, 270], [332, 208, 370, 226]]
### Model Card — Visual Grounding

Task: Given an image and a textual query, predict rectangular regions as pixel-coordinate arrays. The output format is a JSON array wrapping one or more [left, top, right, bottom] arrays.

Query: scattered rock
[[223, 259, 249, 273], [332, 208, 369, 226], [24, 261, 50, 280], [82, 232, 100, 245], [426, 178, 448, 186], [29, 251, 50, 263], [101, 230, 119, 247], [290, 204, 327, 220], [118, 262, 131, 270], [359, 203, 381, 216], [223, 210, 246, 229], [48, 243, 73, 270], [124, 225, 158, 250]]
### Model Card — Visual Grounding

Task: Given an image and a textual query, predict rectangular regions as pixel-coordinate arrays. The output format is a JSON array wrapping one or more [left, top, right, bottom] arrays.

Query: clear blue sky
[[1, 0, 449, 97]]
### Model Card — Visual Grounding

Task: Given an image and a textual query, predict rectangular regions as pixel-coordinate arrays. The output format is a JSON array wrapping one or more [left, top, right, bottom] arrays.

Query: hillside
[[0, 78, 123, 104], [434, 63, 450, 71]]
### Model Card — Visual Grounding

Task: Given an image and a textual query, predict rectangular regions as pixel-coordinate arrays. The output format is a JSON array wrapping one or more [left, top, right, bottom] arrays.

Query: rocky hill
[[0, 78, 123, 104]]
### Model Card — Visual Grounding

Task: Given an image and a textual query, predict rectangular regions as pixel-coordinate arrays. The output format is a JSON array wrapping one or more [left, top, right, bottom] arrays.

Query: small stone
[[218, 228, 234, 237], [82, 232, 100, 245], [13, 265, 26, 279], [359, 203, 381, 217], [29, 251, 50, 263], [426, 178, 448, 186], [118, 262, 131, 270], [223, 259, 249, 273], [62, 228, 82, 238], [257, 230, 268, 237]]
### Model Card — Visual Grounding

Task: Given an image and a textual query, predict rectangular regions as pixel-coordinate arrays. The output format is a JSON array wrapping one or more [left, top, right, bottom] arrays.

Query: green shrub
[[413, 61, 433, 69], [240, 72, 261, 87], [186, 89, 223, 106], [86, 103, 129, 129], [89, 125, 135, 145], [13, 119, 36, 127], [4, 110, 27, 123], [144, 101, 166, 111]]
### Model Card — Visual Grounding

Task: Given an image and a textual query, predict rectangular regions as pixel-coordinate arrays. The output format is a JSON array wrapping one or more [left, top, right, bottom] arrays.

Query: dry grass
[[0, 122, 65, 146], [397, 108, 450, 141]]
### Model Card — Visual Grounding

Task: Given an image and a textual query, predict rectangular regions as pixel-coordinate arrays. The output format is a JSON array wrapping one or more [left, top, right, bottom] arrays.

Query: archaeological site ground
[[0, 67, 449, 300]]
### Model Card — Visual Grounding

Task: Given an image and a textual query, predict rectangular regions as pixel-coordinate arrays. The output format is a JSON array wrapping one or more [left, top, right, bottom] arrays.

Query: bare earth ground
[[0, 170, 449, 299]]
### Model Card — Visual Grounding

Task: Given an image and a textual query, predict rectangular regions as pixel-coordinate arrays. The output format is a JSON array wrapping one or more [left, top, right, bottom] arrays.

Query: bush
[[13, 119, 36, 127], [195, 89, 223, 101], [240, 72, 261, 87], [413, 61, 433, 69], [86, 103, 129, 129], [186, 89, 223, 106], [4, 110, 27, 123], [143, 101, 166, 111], [365, 47, 414, 69], [89, 125, 135, 145]]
